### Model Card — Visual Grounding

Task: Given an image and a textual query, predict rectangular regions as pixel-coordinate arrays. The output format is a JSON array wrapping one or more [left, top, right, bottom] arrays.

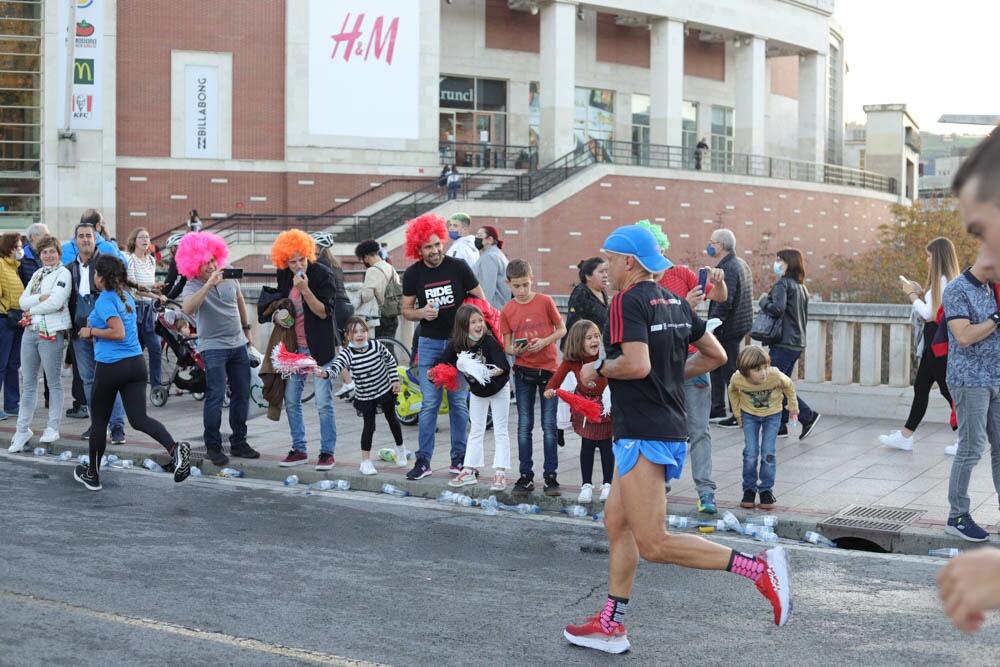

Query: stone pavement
[[4, 373, 998, 553]]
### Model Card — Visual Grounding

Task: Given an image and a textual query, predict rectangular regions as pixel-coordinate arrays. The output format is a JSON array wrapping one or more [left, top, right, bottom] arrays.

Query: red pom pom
[[555, 389, 604, 422], [428, 363, 459, 392], [271, 342, 318, 376]]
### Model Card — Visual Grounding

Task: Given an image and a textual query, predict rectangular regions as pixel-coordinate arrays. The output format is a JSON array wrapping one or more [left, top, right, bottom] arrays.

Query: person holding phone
[[177, 231, 260, 466]]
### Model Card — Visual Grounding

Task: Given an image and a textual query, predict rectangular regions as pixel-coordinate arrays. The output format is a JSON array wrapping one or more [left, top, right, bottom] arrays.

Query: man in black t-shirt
[[563, 226, 793, 655], [400, 214, 485, 480]]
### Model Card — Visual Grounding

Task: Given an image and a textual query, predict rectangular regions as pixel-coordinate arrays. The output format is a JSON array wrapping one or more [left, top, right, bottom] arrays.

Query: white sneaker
[[599, 482, 612, 502], [335, 382, 355, 399], [879, 430, 913, 451], [359, 459, 377, 475], [577, 483, 594, 503], [8, 429, 33, 453], [395, 446, 409, 468], [40, 428, 60, 444], [944, 442, 958, 456]]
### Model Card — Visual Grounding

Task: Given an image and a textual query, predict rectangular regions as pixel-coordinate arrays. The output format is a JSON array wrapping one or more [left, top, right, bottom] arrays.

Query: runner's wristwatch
[[991, 311, 1000, 328]]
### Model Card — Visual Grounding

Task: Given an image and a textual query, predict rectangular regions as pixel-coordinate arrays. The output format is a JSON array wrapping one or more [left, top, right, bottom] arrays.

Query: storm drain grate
[[817, 505, 925, 552]]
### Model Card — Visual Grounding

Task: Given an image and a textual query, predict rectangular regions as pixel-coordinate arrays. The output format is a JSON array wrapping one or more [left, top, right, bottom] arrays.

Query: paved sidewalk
[[4, 374, 997, 552]]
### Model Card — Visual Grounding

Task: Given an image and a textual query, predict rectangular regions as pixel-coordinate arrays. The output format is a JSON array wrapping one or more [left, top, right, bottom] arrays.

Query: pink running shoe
[[564, 615, 630, 654], [755, 546, 793, 626]]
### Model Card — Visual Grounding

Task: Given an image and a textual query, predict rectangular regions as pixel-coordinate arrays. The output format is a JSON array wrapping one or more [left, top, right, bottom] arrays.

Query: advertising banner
[[184, 66, 219, 158], [57, 0, 104, 130], [307, 0, 419, 139]]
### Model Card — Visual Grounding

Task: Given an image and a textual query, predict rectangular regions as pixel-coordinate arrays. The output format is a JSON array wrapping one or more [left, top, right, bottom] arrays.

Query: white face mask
[[14, 249, 24, 261]]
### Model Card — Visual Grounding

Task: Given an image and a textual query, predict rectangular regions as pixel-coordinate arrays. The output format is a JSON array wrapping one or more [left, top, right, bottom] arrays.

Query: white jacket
[[20, 265, 72, 334]]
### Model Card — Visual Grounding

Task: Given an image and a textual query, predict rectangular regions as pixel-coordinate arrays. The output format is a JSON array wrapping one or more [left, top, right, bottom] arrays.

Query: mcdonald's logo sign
[[74, 59, 94, 85]]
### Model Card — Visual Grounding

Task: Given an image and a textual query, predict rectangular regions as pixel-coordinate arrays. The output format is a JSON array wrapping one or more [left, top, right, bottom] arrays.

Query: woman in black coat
[[564, 257, 610, 343]]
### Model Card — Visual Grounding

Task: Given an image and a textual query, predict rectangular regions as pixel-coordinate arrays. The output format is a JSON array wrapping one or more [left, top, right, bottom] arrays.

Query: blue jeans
[[741, 411, 780, 492], [416, 336, 468, 466], [135, 301, 162, 387], [201, 346, 250, 449], [285, 346, 336, 455], [73, 336, 125, 430], [513, 366, 558, 478], [768, 346, 813, 424], [947, 386, 1000, 519], [0, 316, 22, 414]]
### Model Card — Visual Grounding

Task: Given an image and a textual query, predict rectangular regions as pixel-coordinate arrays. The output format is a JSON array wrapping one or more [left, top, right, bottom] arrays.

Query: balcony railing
[[439, 142, 536, 170]]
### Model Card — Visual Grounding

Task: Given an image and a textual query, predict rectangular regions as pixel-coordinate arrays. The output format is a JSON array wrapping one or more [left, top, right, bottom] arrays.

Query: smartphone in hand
[[514, 337, 529, 348], [221, 267, 244, 280], [698, 267, 708, 292]]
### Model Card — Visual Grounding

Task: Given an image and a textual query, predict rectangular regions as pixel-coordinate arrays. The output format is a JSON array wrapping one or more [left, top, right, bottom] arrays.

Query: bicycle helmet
[[166, 232, 185, 248], [311, 231, 335, 249]]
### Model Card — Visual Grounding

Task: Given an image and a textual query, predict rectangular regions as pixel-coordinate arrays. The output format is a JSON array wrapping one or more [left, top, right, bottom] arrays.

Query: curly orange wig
[[271, 229, 317, 269], [404, 213, 448, 261]]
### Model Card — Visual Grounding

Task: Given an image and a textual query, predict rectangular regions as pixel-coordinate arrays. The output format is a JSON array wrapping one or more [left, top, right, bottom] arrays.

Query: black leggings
[[904, 322, 953, 433], [580, 437, 614, 485], [359, 392, 403, 452], [89, 354, 175, 472]]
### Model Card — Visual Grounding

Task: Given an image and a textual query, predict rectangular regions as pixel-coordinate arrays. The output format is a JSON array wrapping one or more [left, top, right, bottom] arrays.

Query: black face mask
[[474, 237, 485, 250]]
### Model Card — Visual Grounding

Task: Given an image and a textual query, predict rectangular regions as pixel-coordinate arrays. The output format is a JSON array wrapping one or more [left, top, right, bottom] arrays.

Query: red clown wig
[[404, 213, 448, 261], [174, 231, 230, 280], [271, 229, 317, 269]]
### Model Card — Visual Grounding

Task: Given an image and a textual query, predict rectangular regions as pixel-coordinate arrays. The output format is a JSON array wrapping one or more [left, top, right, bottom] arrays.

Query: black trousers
[[905, 322, 953, 433], [710, 336, 742, 417]]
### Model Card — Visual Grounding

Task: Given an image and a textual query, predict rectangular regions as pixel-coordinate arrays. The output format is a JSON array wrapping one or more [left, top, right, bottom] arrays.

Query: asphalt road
[[1, 455, 996, 666]]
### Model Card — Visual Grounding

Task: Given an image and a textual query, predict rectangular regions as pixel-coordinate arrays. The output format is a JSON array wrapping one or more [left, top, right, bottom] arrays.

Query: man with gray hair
[[18, 222, 49, 285], [705, 228, 754, 427]]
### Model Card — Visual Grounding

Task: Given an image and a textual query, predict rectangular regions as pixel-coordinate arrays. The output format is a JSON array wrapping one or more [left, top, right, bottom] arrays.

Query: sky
[[834, 0, 1000, 135]]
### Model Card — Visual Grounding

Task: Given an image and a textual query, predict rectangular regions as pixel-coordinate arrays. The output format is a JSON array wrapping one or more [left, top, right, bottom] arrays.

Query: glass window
[[682, 100, 698, 167], [574, 87, 615, 161], [0, 1, 43, 223], [710, 105, 734, 171], [439, 76, 475, 110], [476, 79, 506, 112], [631, 94, 650, 166], [440, 76, 509, 165]]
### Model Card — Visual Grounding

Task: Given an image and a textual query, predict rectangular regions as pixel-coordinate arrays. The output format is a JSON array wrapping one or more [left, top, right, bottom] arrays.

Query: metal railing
[[439, 142, 536, 170]]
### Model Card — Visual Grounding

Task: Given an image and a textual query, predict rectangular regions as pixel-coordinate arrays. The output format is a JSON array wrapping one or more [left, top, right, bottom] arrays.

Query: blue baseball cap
[[601, 225, 673, 272]]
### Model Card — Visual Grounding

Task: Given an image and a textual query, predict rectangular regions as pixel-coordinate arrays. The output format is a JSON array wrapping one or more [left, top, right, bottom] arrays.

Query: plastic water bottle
[[746, 515, 779, 528], [142, 458, 166, 473], [929, 548, 961, 558], [189, 465, 202, 477], [563, 505, 591, 518], [99, 455, 108, 469], [78, 454, 90, 466], [119, 459, 135, 469], [217, 468, 245, 478], [105, 454, 120, 468], [377, 448, 395, 462], [804, 531, 837, 548], [381, 483, 409, 497], [284, 475, 300, 486], [436, 490, 477, 506], [33, 447, 49, 457], [592, 510, 605, 521], [696, 519, 727, 532], [722, 511, 743, 534], [308, 479, 350, 491], [667, 515, 699, 528], [56, 451, 73, 462], [481, 495, 499, 516], [499, 502, 540, 514], [754, 527, 779, 545]]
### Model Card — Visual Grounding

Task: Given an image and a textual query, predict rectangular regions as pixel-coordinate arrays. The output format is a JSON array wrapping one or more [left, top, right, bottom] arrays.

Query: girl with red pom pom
[[545, 320, 615, 503]]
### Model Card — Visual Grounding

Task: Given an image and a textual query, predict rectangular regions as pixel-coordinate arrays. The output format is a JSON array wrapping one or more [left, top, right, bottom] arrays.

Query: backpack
[[379, 265, 403, 318]]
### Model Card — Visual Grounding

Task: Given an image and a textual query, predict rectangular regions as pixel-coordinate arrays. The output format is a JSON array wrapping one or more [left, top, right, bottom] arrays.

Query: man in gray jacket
[[472, 225, 511, 311]]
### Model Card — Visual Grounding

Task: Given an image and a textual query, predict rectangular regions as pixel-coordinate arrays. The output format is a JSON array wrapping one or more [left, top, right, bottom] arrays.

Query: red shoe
[[563, 615, 630, 654], [755, 546, 793, 627], [315, 452, 335, 471], [279, 450, 308, 467]]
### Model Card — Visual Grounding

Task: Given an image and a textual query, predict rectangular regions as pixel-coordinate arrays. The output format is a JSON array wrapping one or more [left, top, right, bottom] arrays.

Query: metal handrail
[[439, 142, 537, 169]]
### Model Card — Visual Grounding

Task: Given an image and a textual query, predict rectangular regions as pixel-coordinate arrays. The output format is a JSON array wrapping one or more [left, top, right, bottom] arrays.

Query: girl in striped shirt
[[315, 315, 404, 475]]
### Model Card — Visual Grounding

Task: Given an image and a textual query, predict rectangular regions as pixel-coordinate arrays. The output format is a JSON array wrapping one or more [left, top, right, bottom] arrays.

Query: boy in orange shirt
[[500, 259, 567, 496]]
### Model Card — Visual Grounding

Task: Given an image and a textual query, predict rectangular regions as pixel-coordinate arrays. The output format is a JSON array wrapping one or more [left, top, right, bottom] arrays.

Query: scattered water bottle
[[105, 454, 120, 468], [481, 495, 499, 516], [722, 511, 744, 534], [381, 483, 409, 497], [803, 531, 837, 548], [697, 519, 727, 532], [56, 451, 73, 462], [142, 458, 166, 473], [753, 527, 779, 545], [99, 455, 108, 469], [929, 548, 961, 559], [217, 468, 245, 478], [119, 459, 135, 469], [33, 447, 49, 457], [436, 490, 477, 506], [308, 479, 350, 491], [499, 502, 541, 515], [284, 475, 300, 486], [563, 505, 591, 518], [78, 454, 90, 466], [746, 515, 779, 528], [189, 465, 201, 477], [667, 515, 701, 529], [592, 510, 605, 521]]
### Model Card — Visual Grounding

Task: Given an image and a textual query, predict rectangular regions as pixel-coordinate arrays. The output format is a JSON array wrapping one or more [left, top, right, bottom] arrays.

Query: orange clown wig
[[271, 229, 317, 270], [404, 213, 448, 261]]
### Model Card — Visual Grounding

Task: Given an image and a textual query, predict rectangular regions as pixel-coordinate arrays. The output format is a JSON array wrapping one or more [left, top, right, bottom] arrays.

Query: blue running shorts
[[613, 439, 688, 481]]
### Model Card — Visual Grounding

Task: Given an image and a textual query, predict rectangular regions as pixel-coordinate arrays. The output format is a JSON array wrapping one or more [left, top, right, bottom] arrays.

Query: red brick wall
[[460, 177, 896, 297], [117, 0, 285, 160], [484, 0, 540, 53], [595, 13, 650, 68], [684, 30, 725, 81], [115, 170, 408, 242]]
